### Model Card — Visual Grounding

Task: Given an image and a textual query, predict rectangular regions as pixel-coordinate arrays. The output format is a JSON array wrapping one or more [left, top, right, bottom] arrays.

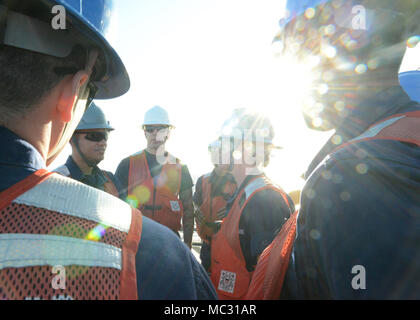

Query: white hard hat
[[142, 106, 173, 127]]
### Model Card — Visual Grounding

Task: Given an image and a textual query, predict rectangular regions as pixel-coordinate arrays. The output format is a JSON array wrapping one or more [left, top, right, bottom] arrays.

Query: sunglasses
[[80, 131, 109, 142], [144, 126, 170, 133]]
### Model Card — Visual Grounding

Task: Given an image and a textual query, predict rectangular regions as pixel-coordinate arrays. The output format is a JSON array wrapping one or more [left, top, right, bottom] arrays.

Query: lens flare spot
[[304, 7, 316, 20], [317, 83, 329, 95], [345, 40, 358, 51], [407, 35, 420, 48], [312, 117, 323, 128], [126, 195, 139, 208], [356, 163, 368, 174], [132, 185, 151, 205], [355, 63, 367, 74], [306, 188, 316, 199], [334, 101, 345, 112], [332, 134, 342, 145], [324, 24, 336, 36], [310, 229, 321, 240], [86, 224, 108, 242], [322, 170, 332, 180], [322, 45, 337, 58], [340, 191, 351, 201]]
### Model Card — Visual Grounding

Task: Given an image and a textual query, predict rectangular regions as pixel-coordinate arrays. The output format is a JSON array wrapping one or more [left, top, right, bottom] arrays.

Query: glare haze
[[48, 0, 419, 194]]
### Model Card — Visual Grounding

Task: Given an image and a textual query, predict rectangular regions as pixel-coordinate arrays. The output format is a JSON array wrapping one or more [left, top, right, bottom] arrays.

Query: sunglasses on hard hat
[[78, 131, 109, 142], [143, 126, 170, 133]]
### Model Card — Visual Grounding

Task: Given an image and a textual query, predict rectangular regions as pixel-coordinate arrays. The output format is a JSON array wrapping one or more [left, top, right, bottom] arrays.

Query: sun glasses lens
[[144, 126, 169, 133], [84, 132, 108, 142]]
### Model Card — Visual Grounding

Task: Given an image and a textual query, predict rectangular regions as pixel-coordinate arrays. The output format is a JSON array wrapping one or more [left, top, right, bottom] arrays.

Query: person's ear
[[56, 71, 90, 122]]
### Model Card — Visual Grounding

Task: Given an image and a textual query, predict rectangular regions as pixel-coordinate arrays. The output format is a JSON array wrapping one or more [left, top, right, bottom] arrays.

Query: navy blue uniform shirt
[[285, 102, 420, 300], [0, 126, 217, 300], [55, 156, 124, 199]]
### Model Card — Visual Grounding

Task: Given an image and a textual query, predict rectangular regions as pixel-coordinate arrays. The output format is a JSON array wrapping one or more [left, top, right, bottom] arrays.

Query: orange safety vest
[[128, 151, 183, 231], [210, 175, 291, 300], [0, 169, 142, 300], [246, 110, 420, 300], [195, 173, 237, 243]]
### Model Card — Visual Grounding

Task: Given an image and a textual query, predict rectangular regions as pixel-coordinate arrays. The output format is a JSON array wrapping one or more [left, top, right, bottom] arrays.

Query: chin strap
[[72, 135, 98, 169]]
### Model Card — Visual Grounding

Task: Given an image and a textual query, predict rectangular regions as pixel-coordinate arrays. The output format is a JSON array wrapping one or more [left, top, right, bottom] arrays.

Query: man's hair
[[0, 45, 86, 125]]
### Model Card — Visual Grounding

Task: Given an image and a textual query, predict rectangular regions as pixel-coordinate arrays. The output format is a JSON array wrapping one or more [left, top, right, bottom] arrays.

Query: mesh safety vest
[[0, 169, 142, 300], [127, 151, 183, 231], [210, 175, 291, 300], [246, 110, 420, 300]]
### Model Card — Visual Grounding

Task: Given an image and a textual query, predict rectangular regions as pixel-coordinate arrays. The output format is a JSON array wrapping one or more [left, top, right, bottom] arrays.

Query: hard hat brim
[[40, 0, 130, 99]]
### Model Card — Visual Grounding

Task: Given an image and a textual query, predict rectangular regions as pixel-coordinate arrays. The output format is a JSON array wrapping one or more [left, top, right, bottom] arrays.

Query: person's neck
[[230, 165, 254, 188], [5, 113, 50, 162], [146, 145, 166, 156], [72, 154, 93, 175]]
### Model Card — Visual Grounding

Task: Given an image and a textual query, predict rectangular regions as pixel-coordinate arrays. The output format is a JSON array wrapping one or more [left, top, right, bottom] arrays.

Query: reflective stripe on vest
[[0, 170, 142, 300], [336, 111, 420, 151], [14, 174, 132, 233], [0, 234, 122, 270], [210, 175, 291, 300], [127, 151, 183, 231], [245, 111, 420, 300]]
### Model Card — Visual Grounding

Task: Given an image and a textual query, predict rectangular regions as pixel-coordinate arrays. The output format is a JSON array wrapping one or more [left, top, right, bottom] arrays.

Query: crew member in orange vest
[[247, 0, 420, 300], [209, 108, 295, 300], [0, 0, 217, 300], [194, 140, 237, 272], [54, 103, 122, 198], [115, 106, 195, 248]]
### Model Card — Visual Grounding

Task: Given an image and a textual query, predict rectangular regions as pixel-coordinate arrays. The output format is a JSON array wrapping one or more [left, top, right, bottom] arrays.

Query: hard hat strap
[[72, 134, 97, 168], [0, 6, 75, 58]]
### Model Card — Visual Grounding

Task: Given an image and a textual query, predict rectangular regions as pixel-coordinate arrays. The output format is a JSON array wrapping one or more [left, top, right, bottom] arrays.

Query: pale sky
[[48, 0, 419, 194]]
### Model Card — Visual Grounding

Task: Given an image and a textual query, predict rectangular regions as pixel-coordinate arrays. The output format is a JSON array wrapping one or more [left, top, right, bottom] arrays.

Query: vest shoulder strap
[[246, 210, 298, 300], [14, 173, 133, 234], [0, 169, 53, 210], [336, 111, 420, 153]]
